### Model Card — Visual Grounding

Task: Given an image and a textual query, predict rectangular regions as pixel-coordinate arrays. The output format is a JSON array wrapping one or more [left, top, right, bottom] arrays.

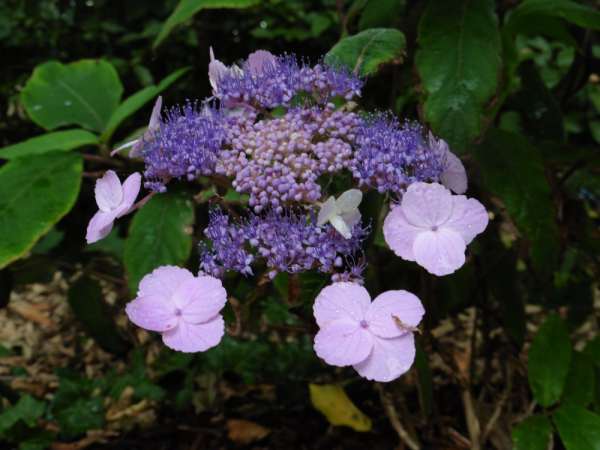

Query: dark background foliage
[[0, 1, 599, 449]]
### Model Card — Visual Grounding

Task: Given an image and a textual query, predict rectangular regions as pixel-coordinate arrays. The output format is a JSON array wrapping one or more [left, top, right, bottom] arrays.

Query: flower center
[[431, 225, 438, 232], [174, 308, 182, 317], [359, 320, 369, 329]]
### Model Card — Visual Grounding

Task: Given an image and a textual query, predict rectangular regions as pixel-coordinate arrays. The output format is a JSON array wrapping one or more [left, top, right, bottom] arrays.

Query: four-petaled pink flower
[[313, 282, 424, 382], [125, 266, 227, 353], [383, 182, 488, 276], [86, 170, 141, 244]]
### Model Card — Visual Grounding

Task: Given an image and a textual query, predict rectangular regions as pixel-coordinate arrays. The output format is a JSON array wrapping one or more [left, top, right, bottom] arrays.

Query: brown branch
[[376, 384, 421, 450]]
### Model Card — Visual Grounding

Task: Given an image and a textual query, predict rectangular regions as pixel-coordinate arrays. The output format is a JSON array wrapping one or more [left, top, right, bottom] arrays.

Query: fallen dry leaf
[[226, 419, 270, 445]]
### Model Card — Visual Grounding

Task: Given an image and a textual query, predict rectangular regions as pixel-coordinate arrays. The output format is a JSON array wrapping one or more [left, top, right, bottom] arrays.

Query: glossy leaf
[[527, 314, 572, 407], [124, 193, 194, 293], [21, 60, 123, 133], [101, 67, 190, 142], [309, 383, 372, 432], [473, 129, 559, 272], [68, 276, 129, 355], [512, 415, 552, 450], [325, 28, 406, 77], [0, 152, 82, 269], [415, 0, 501, 152], [0, 129, 98, 160], [506, 0, 600, 34], [553, 405, 600, 450], [153, 0, 261, 48]]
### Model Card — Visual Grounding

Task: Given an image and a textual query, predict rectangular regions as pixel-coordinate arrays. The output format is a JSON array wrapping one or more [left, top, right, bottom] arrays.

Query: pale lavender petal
[[110, 139, 137, 156], [125, 294, 178, 332], [148, 96, 163, 129], [353, 333, 416, 382], [441, 151, 467, 194], [366, 290, 424, 338], [317, 196, 336, 226], [383, 206, 422, 261], [172, 276, 227, 323], [115, 172, 141, 217], [246, 50, 276, 76], [336, 189, 362, 212], [401, 182, 453, 228], [95, 170, 123, 212], [314, 319, 373, 366], [85, 210, 116, 244], [137, 266, 195, 299], [444, 196, 489, 244], [413, 228, 466, 276], [209, 48, 229, 93], [313, 282, 371, 327], [162, 315, 224, 352]]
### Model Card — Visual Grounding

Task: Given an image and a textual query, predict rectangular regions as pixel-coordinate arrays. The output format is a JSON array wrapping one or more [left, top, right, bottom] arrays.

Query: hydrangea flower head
[[86, 170, 141, 244], [313, 282, 424, 382], [317, 189, 363, 239], [383, 182, 488, 276], [125, 266, 227, 352]]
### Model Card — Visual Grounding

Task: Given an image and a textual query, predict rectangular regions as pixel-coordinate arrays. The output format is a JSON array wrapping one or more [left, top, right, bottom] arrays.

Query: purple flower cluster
[[216, 55, 363, 109], [216, 104, 360, 212], [199, 209, 368, 279], [350, 115, 445, 193], [142, 103, 225, 192]]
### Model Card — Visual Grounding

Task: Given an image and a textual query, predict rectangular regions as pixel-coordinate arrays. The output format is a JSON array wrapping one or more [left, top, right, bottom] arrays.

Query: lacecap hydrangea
[[85, 49, 489, 383]]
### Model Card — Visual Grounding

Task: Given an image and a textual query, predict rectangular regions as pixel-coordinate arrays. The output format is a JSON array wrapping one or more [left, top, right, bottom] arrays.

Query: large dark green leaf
[[68, 277, 129, 355], [21, 60, 123, 133], [101, 67, 190, 142], [0, 395, 45, 433], [358, 0, 405, 31], [506, 0, 600, 34], [512, 415, 552, 450], [0, 129, 98, 160], [472, 129, 559, 272], [528, 314, 572, 407], [124, 193, 194, 293], [325, 28, 406, 77], [415, 0, 501, 152], [553, 405, 600, 450], [153, 0, 261, 48], [562, 351, 596, 407], [0, 152, 82, 269]]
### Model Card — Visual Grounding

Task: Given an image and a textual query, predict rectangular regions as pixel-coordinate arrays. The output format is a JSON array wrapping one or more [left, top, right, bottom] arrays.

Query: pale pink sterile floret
[[125, 266, 228, 353], [428, 133, 467, 194], [313, 282, 424, 382], [111, 96, 162, 157], [383, 182, 488, 276], [85, 170, 141, 244]]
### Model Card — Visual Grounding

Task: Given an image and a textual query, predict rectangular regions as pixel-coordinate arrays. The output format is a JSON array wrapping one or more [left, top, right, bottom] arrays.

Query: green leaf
[[583, 337, 600, 368], [415, 0, 501, 152], [553, 405, 600, 450], [0, 129, 98, 160], [0, 395, 45, 434], [506, 0, 600, 35], [21, 60, 123, 133], [68, 276, 129, 355], [512, 61, 564, 142], [101, 67, 190, 142], [358, 0, 405, 30], [472, 129, 559, 272], [512, 415, 552, 450], [325, 28, 406, 77], [562, 352, 596, 407], [154, 0, 261, 48], [124, 193, 194, 293], [528, 314, 572, 407], [53, 397, 104, 438], [0, 152, 82, 269]]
